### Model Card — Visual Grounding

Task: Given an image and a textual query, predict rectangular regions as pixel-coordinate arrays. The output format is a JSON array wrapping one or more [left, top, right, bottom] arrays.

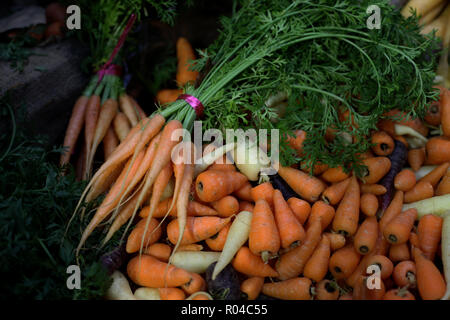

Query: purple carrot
[[100, 242, 129, 274], [379, 140, 408, 212]]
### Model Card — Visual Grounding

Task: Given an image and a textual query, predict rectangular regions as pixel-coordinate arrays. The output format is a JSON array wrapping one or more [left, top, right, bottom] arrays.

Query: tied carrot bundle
[[332, 176, 360, 236]]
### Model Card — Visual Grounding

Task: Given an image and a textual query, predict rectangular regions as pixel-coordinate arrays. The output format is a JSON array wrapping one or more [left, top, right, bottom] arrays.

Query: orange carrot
[[354, 216, 378, 255], [239, 201, 255, 213], [127, 255, 192, 288], [208, 160, 237, 172], [211, 195, 239, 217], [118, 94, 139, 127], [436, 168, 450, 195], [159, 288, 186, 300], [331, 176, 360, 236], [181, 272, 205, 295], [379, 190, 404, 232], [408, 148, 426, 171], [329, 244, 361, 280], [383, 208, 418, 244], [426, 136, 450, 165], [361, 157, 391, 184], [277, 165, 326, 202], [286, 129, 307, 156], [409, 231, 420, 247], [287, 198, 311, 224], [413, 247, 446, 300], [126, 218, 162, 253], [324, 232, 346, 251], [365, 255, 394, 279], [195, 170, 248, 202], [360, 193, 379, 217], [249, 199, 280, 262], [360, 183, 387, 195], [377, 109, 429, 137], [394, 169, 416, 192], [176, 37, 199, 86], [273, 189, 306, 249], [232, 246, 279, 277], [303, 235, 330, 282], [156, 89, 183, 105], [275, 218, 322, 280], [113, 112, 131, 142], [142, 198, 217, 218], [178, 244, 203, 251], [418, 162, 450, 188], [166, 216, 231, 245], [392, 260, 416, 288], [205, 223, 231, 251], [233, 181, 253, 201], [314, 280, 339, 300], [144, 243, 171, 262], [321, 166, 350, 183], [321, 178, 351, 205], [371, 131, 394, 156], [389, 243, 410, 262], [417, 214, 443, 260], [262, 277, 312, 300], [441, 88, 450, 137], [250, 182, 275, 206], [404, 181, 434, 203], [103, 125, 119, 161], [240, 277, 264, 300], [353, 276, 386, 300], [383, 288, 415, 300], [306, 200, 335, 231]]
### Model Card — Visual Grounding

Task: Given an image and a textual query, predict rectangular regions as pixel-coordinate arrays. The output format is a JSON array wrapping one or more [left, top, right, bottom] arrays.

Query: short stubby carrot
[[417, 214, 443, 260], [361, 157, 391, 184], [365, 255, 394, 279], [233, 181, 253, 202], [321, 178, 351, 205], [388, 243, 410, 262], [251, 182, 275, 207], [383, 208, 417, 244], [408, 147, 426, 172], [145, 243, 172, 262], [328, 244, 361, 280], [360, 193, 379, 217], [394, 169, 416, 192], [392, 260, 416, 288], [371, 131, 394, 156], [321, 166, 350, 183], [239, 201, 255, 213], [436, 168, 450, 195], [403, 181, 434, 203], [126, 218, 162, 253], [232, 246, 279, 278], [195, 170, 248, 202], [241, 277, 264, 300], [314, 279, 340, 300], [360, 183, 387, 195], [303, 235, 330, 282], [181, 272, 206, 295], [211, 195, 239, 217], [277, 165, 326, 202], [159, 288, 186, 300], [379, 190, 404, 232], [418, 162, 450, 188], [262, 277, 312, 300], [324, 232, 346, 251], [332, 176, 360, 236], [306, 200, 335, 231], [287, 197, 311, 224], [354, 216, 378, 255], [426, 136, 450, 165], [413, 247, 446, 300], [205, 223, 230, 251]]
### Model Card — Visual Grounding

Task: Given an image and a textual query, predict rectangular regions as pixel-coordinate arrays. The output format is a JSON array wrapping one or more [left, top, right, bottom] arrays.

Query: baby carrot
[[361, 157, 391, 184], [181, 272, 206, 295], [249, 199, 281, 262], [413, 247, 446, 300], [314, 280, 339, 300], [408, 147, 426, 171], [232, 246, 279, 278], [329, 244, 361, 280], [417, 214, 443, 260], [126, 218, 162, 253], [277, 165, 326, 202], [360, 193, 379, 217], [379, 190, 404, 232], [205, 223, 231, 251], [239, 201, 254, 213], [392, 260, 416, 288], [262, 277, 312, 300], [365, 255, 394, 279], [303, 235, 330, 282], [418, 162, 450, 188], [240, 277, 264, 300], [321, 177, 351, 205], [360, 183, 387, 195], [273, 189, 306, 249], [251, 182, 275, 207], [354, 216, 378, 255], [426, 136, 450, 165], [441, 88, 450, 137], [436, 168, 450, 195], [211, 195, 239, 217], [388, 243, 410, 262], [287, 197, 311, 224], [383, 208, 418, 244], [324, 232, 346, 251], [233, 181, 253, 202], [144, 243, 171, 262], [371, 131, 394, 156], [403, 181, 434, 203], [306, 200, 335, 231], [195, 170, 248, 202], [332, 176, 360, 236], [321, 166, 350, 183]]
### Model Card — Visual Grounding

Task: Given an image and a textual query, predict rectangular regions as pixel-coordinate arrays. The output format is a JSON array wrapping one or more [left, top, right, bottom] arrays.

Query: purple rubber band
[[177, 94, 204, 118]]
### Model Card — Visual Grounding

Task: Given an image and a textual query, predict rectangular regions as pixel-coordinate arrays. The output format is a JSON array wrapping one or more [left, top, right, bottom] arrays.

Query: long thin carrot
[[113, 112, 131, 142], [60, 76, 97, 167], [232, 246, 279, 278], [417, 214, 443, 260], [273, 189, 305, 249], [303, 235, 330, 282], [413, 247, 446, 300], [119, 94, 139, 127], [332, 176, 360, 236], [275, 218, 322, 280], [277, 165, 326, 202]]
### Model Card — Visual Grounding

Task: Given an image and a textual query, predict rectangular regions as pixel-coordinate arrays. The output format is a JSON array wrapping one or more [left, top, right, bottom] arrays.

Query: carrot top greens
[[159, 0, 440, 176]]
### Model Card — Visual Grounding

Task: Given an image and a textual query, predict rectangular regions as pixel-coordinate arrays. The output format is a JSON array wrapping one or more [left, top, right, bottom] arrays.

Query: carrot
[[418, 162, 450, 188], [383, 208, 418, 244], [75, 141, 86, 181], [126, 218, 162, 253], [329, 244, 361, 280], [273, 189, 306, 249], [142, 198, 217, 218], [408, 148, 426, 172], [178, 244, 203, 251], [127, 255, 191, 288], [249, 199, 280, 262], [208, 160, 237, 172], [119, 94, 139, 127], [389, 243, 410, 262], [60, 76, 97, 167], [353, 275, 386, 300], [321, 166, 349, 183], [158, 288, 186, 300], [286, 129, 307, 156], [188, 292, 213, 300], [404, 181, 434, 203], [232, 246, 279, 278], [324, 232, 346, 251], [176, 37, 199, 86], [205, 223, 230, 251], [262, 277, 312, 300], [195, 170, 248, 202], [436, 168, 450, 195], [417, 214, 443, 260], [145, 243, 172, 262], [240, 277, 264, 300], [377, 109, 429, 137], [371, 131, 394, 156], [426, 136, 450, 165], [303, 235, 330, 282], [250, 182, 275, 206], [331, 176, 360, 236], [287, 197, 311, 224], [360, 193, 379, 217], [409, 231, 420, 247], [383, 288, 415, 300], [113, 112, 131, 142], [360, 183, 387, 195], [156, 89, 183, 105], [127, 95, 147, 120], [239, 201, 254, 213], [314, 280, 339, 300], [338, 292, 353, 300], [167, 216, 231, 245], [365, 255, 394, 279], [102, 125, 119, 161], [394, 169, 416, 192], [413, 247, 446, 300], [361, 157, 391, 184], [211, 195, 239, 217], [181, 272, 206, 295], [321, 177, 351, 205], [379, 190, 404, 232], [301, 161, 329, 176], [277, 165, 326, 202], [233, 181, 253, 202], [392, 260, 416, 288], [275, 218, 322, 280], [306, 200, 335, 231], [354, 216, 378, 255], [441, 88, 450, 137], [424, 100, 441, 126]]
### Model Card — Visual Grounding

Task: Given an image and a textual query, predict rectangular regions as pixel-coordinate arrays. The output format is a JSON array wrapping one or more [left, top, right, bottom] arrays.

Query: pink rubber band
[[177, 94, 205, 118]]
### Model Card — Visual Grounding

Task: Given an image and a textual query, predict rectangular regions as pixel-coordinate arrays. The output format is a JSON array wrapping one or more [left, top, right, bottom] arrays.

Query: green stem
[[101, 76, 112, 104], [93, 78, 106, 97], [82, 75, 99, 97]]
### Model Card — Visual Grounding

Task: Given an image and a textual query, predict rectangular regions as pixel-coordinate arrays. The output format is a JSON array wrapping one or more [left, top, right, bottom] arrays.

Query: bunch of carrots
[[97, 86, 450, 301]]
